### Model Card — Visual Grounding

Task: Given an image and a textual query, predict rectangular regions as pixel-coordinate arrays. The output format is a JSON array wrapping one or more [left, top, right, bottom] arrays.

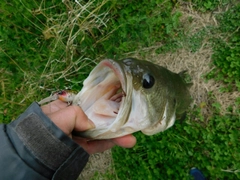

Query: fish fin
[[177, 112, 187, 123], [178, 70, 193, 87]]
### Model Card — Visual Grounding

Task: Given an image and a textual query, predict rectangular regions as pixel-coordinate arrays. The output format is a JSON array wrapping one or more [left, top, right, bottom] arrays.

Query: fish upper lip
[[100, 59, 126, 93]]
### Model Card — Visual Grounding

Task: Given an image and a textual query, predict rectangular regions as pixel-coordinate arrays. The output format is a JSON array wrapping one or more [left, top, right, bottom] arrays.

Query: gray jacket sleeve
[[0, 102, 89, 180]]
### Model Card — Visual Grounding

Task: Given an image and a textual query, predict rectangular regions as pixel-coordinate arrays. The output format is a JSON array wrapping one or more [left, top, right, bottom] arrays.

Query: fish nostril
[[123, 58, 134, 66]]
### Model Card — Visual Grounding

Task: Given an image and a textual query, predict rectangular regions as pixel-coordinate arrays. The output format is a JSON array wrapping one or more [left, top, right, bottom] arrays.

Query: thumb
[[71, 105, 95, 132], [47, 105, 95, 136]]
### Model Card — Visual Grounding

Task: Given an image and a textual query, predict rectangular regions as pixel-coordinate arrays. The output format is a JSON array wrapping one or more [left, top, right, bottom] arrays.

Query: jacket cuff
[[7, 102, 89, 179]]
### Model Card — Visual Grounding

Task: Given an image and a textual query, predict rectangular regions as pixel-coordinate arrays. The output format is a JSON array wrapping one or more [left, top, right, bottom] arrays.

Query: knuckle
[[71, 105, 83, 114]]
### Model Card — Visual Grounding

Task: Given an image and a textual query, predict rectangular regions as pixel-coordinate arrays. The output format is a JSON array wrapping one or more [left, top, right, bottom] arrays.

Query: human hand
[[41, 100, 136, 154]]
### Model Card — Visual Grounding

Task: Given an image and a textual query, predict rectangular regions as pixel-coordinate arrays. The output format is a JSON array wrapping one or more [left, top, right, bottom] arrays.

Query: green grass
[[0, 0, 104, 120], [111, 108, 240, 179], [186, 0, 230, 12], [206, 4, 240, 91], [0, 0, 239, 179]]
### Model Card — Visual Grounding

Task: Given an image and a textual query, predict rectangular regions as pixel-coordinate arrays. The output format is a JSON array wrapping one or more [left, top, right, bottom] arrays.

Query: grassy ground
[[0, 0, 239, 179]]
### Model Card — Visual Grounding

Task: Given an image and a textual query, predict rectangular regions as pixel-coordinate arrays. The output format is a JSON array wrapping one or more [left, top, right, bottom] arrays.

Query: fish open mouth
[[72, 58, 192, 139], [75, 59, 128, 129]]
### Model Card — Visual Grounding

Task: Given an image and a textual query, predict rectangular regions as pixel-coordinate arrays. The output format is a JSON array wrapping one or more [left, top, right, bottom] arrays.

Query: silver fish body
[[72, 58, 192, 139]]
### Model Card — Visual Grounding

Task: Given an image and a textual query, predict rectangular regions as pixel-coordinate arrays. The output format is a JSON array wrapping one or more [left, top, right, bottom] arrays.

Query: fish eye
[[142, 73, 155, 89]]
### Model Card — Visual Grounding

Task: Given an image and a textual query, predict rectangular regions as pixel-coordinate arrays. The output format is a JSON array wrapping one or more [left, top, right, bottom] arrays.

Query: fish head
[[73, 58, 191, 139]]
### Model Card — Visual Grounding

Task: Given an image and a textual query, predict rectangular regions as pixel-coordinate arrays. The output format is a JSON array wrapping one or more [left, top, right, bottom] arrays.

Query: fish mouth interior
[[80, 60, 126, 128]]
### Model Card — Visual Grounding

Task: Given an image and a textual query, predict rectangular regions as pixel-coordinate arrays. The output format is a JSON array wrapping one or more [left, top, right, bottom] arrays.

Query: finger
[[111, 134, 136, 148], [73, 134, 136, 154], [73, 137, 115, 154], [41, 100, 68, 114], [47, 105, 95, 136]]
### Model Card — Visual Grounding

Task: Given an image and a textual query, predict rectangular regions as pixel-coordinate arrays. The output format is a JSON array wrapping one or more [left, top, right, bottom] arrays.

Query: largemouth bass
[[70, 58, 192, 139]]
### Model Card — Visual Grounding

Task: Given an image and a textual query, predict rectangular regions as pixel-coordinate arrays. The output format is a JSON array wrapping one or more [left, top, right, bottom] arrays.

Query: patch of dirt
[[78, 150, 114, 180], [79, 3, 239, 179]]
